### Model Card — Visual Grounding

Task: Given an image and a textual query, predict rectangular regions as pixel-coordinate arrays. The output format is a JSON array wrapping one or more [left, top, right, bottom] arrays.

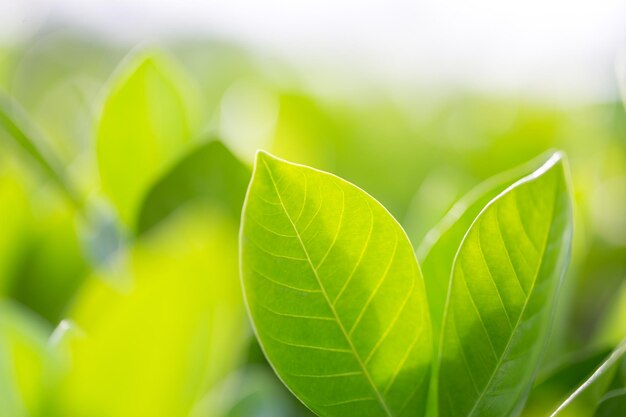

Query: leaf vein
[[261, 159, 395, 417], [465, 179, 559, 417], [333, 197, 374, 306], [315, 181, 345, 269], [251, 268, 321, 293], [349, 227, 399, 336], [476, 220, 513, 329]]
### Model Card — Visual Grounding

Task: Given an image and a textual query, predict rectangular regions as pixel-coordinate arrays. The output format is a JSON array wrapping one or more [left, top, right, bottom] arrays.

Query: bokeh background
[[0, 1, 625, 416]]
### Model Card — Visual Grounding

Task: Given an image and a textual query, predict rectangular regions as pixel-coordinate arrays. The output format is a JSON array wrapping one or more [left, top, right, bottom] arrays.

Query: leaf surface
[[0, 301, 51, 417], [57, 207, 245, 417], [240, 151, 432, 417], [96, 50, 201, 226], [418, 152, 556, 350], [438, 152, 573, 417]]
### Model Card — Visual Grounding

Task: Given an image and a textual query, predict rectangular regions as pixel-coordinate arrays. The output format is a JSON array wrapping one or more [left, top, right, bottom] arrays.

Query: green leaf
[[0, 92, 82, 207], [0, 164, 31, 294], [240, 151, 432, 417], [418, 152, 557, 351], [96, 50, 202, 227], [551, 339, 626, 417], [0, 156, 88, 323], [9, 199, 88, 323], [56, 206, 245, 417], [136, 139, 250, 235], [438, 152, 573, 417], [419, 152, 565, 416], [0, 300, 51, 417]]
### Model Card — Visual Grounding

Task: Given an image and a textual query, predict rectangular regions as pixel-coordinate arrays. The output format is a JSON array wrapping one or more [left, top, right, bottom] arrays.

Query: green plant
[[1, 38, 625, 417], [239, 151, 576, 416]]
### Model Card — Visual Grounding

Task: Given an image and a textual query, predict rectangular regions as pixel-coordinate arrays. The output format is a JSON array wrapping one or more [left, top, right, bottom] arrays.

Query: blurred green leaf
[[551, 338, 626, 416], [38, 320, 83, 413], [7, 30, 120, 165], [438, 153, 573, 416], [594, 281, 626, 349], [594, 388, 626, 416], [0, 300, 51, 417], [0, 46, 12, 89], [96, 49, 203, 227], [136, 139, 250, 235], [55, 205, 245, 417], [0, 92, 82, 207], [522, 347, 612, 416], [0, 164, 31, 294], [223, 367, 313, 417], [241, 152, 432, 417], [9, 196, 88, 323], [191, 366, 308, 417], [0, 157, 87, 324]]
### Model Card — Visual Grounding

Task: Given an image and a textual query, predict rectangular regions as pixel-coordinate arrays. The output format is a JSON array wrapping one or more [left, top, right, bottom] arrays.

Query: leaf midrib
[[262, 159, 395, 417], [465, 183, 559, 417]]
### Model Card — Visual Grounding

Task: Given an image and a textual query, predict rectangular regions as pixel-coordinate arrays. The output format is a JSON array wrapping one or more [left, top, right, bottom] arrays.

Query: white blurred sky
[[2, 0, 626, 102]]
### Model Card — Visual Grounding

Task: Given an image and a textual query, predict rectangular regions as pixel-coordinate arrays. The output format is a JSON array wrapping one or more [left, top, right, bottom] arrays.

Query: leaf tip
[[255, 148, 271, 159], [254, 149, 283, 170], [545, 149, 566, 166], [532, 150, 569, 182]]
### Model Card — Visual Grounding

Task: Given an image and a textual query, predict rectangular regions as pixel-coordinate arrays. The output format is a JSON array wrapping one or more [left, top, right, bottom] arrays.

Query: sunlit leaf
[[438, 152, 573, 416], [419, 152, 562, 416], [418, 151, 556, 351], [240, 151, 432, 417], [56, 205, 245, 417], [96, 50, 202, 227], [136, 139, 250, 235]]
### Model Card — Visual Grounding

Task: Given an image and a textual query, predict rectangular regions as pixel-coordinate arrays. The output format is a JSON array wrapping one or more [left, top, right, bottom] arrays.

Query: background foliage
[[0, 29, 624, 416]]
